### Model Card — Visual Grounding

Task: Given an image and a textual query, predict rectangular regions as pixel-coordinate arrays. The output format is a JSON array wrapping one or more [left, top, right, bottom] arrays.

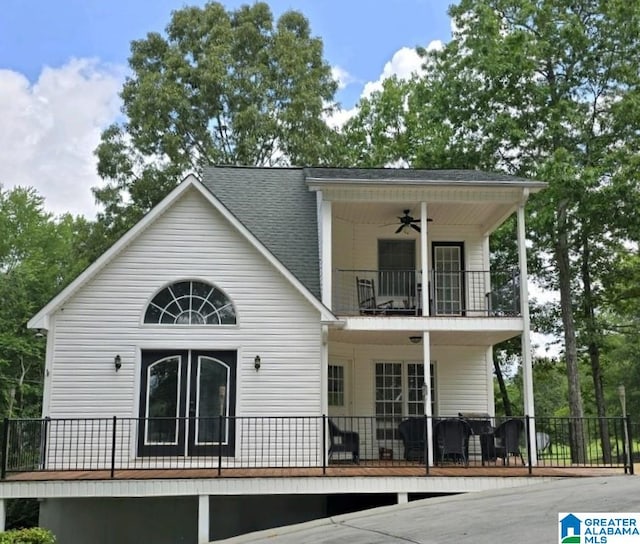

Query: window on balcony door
[[432, 242, 465, 315], [138, 349, 236, 457], [328, 364, 344, 406], [378, 239, 416, 301], [374, 361, 436, 441], [328, 362, 351, 417]]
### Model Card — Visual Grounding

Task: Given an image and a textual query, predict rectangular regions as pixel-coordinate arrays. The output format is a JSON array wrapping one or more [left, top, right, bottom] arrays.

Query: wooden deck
[[5, 463, 626, 482]]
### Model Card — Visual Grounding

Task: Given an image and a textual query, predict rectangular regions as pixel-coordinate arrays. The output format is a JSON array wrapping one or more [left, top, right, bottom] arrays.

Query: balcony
[[333, 269, 521, 317]]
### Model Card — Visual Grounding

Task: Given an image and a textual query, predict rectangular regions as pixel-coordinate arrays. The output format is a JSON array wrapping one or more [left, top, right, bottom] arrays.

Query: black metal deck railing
[[1, 415, 633, 478], [333, 269, 520, 316]]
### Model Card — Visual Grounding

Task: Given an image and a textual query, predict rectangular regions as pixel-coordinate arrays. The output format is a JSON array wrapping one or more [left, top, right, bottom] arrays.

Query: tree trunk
[[581, 232, 612, 463], [493, 349, 513, 416], [6, 386, 16, 419], [556, 199, 586, 463]]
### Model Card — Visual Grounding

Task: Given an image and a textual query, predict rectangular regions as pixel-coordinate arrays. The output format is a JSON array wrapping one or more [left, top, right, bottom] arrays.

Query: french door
[[374, 361, 436, 442], [432, 242, 465, 315], [138, 349, 236, 457]]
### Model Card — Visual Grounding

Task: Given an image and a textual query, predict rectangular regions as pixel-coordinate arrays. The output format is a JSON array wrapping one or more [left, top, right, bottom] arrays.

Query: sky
[[0, 2, 559, 355], [0, 0, 453, 218]]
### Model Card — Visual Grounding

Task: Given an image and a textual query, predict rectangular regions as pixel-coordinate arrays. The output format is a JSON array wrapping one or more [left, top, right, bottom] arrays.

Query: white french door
[[374, 361, 436, 442], [433, 242, 465, 315]]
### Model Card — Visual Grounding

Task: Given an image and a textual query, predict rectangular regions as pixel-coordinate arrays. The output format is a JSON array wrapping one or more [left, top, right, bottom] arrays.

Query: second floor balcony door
[[378, 239, 416, 308], [433, 242, 465, 315]]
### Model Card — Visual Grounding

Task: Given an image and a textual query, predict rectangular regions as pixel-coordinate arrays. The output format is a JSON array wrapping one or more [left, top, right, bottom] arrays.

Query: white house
[[1, 166, 548, 543]]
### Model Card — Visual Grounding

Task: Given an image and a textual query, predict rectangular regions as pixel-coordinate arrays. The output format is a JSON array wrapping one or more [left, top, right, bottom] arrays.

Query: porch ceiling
[[328, 328, 520, 347], [332, 201, 514, 232]]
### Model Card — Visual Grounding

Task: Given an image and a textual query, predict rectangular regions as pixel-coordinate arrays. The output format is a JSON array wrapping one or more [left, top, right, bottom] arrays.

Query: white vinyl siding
[[334, 223, 487, 314], [329, 342, 491, 458], [339, 224, 484, 278], [45, 188, 322, 465], [329, 343, 491, 420]]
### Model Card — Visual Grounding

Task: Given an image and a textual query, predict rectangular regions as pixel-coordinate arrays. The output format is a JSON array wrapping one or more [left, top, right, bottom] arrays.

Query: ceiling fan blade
[[410, 223, 421, 233], [395, 225, 404, 234]]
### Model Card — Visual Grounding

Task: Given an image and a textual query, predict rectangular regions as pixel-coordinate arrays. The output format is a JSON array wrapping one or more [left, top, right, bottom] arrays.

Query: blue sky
[[0, 0, 453, 216]]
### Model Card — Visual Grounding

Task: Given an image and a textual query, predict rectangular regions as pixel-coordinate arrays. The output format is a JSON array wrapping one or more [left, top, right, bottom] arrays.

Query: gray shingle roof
[[304, 167, 543, 185], [201, 166, 321, 299]]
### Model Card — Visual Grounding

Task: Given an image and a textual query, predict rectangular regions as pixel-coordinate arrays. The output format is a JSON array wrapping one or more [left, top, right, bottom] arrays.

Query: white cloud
[[328, 39, 444, 129], [362, 41, 443, 99], [331, 66, 354, 91], [361, 46, 422, 99], [0, 59, 124, 218], [325, 104, 358, 129]]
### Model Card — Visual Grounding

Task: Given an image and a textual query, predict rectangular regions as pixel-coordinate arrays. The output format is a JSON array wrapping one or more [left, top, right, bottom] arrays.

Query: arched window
[[144, 281, 236, 325]]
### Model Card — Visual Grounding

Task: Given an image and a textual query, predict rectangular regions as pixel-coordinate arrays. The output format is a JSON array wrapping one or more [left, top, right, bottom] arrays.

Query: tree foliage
[[94, 1, 338, 237], [0, 186, 89, 418]]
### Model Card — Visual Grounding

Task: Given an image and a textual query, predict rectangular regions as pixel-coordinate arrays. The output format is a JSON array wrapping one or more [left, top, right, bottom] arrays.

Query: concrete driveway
[[218, 475, 640, 543]]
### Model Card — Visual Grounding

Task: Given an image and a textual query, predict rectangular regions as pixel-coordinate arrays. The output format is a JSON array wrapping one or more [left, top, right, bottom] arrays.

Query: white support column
[[482, 236, 491, 312], [423, 332, 433, 466], [420, 202, 429, 316], [320, 325, 329, 416], [397, 492, 409, 504], [421, 202, 433, 465], [486, 346, 495, 416], [517, 194, 537, 464], [198, 495, 209, 544], [0, 499, 5, 533], [319, 194, 333, 308], [483, 238, 496, 421]]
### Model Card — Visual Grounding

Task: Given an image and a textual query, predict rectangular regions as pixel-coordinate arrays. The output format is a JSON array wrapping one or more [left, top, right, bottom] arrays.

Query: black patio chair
[[494, 418, 525, 465], [328, 419, 360, 464], [398, 418, 427, 461], [434, 418, 472, 466]]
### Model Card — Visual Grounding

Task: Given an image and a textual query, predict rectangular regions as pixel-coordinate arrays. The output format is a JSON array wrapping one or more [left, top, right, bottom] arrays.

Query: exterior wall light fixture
[[254, 355, 261, 371], [114, 354, 122, 372]]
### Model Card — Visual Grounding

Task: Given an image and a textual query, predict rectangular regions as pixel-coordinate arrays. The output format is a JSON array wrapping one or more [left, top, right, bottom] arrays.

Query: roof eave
[[306, 178, 547, 190]]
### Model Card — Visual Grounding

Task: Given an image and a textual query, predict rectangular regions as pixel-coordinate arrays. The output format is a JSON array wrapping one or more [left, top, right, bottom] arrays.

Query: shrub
[[0, 527, 56, 544]]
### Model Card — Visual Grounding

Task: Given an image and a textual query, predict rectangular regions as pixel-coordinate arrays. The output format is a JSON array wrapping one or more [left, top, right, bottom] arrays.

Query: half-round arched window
[[144, 281, 236, 325]]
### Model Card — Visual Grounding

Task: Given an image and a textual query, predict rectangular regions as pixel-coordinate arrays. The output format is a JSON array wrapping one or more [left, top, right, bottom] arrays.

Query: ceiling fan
[[394, 209, 431, 234]]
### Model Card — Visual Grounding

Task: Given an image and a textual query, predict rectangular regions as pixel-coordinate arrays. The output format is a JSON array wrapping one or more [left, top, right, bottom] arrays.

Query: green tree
[[0, 186, 89, 418], [503, 356, 569, 419], [341, 0, 640, 462], [94, 1, 338, 239], [599, 252, 640, 419]]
